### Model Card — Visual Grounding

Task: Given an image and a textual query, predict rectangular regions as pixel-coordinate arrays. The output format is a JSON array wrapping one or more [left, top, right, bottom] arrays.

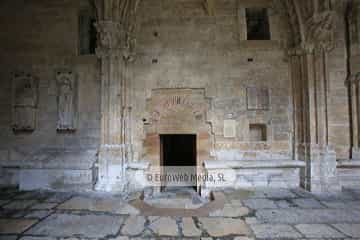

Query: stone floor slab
[[250, 224, 302, 238], [0, 218, 37, 234], [295, 224, 345, 238], [121, 216, 146, 236], [148, 217, 179, 236], [199, 217, 251, 237], [250, 188, 297, 199], [19, 237, 57, 240], [256, 209, 360, 224], [25, 213, 124, 238], [24, 210, 52, 219], [209, 204, 249, 217], [244, 199, 277, 209], [31, 203, 57, 210], [3, 200, 38, 210], [0, 236, 18, 240], [292, 198, 325, 208], [332, 224, 360, 238], [181, 217, 202, 237], [58, 196, 139, 214]]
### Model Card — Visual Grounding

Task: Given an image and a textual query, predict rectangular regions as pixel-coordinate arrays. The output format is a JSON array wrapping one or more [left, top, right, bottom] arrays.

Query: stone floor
[[0, 187, 360, 239]]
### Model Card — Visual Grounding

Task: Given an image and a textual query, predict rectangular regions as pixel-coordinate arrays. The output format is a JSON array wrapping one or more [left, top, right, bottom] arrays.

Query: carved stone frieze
[[12, 72, 39, 132]]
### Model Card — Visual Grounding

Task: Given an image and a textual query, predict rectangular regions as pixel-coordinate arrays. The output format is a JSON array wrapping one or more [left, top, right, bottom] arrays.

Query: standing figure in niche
[[57, 72, 76, 131]]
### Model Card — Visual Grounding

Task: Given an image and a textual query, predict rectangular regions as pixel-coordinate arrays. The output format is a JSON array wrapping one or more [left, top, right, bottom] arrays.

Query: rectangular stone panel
[[247, 87, 270, 110]]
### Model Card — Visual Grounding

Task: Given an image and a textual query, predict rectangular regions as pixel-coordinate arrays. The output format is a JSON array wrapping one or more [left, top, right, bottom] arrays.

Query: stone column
[[95, 21, 131, 192], [351, 74, 360, 159]]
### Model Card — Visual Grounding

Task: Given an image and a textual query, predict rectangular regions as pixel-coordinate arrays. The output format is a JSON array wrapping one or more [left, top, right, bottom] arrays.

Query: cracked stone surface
[[332, 223, 360, 238], [0, 188, 360, 239], [26, 213, 124, 238]]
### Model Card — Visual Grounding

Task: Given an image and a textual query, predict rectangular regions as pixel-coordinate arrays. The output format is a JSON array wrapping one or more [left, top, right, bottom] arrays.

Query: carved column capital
[[95, 20, 137, 61], [348, 73, 360, 85], [304, 10, 337, 53]]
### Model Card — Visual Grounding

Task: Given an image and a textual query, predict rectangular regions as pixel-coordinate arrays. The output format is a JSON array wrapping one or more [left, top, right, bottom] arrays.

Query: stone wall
[[132, 0, 293, 164]]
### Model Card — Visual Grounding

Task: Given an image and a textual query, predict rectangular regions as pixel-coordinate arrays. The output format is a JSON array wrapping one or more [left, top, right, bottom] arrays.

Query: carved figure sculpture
[[56, 71, 76, 131]]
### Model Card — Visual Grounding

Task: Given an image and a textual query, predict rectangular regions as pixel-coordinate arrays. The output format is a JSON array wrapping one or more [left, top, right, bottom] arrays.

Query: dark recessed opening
[[248, 58, 254, 62], [249, 124, 267, 141], [153, 31, 159, 37], [152, 59, 158, 64], [246, 8, 271, 40], [160, 134, 197, 190], [79, 10, 97, 55]]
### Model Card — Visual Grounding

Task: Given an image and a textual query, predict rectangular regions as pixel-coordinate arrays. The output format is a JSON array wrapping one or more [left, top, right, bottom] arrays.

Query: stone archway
[[143, 88, 214, 191]]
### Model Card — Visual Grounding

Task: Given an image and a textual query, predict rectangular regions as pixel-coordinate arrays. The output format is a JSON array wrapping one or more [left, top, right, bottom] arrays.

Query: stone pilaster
[[350, 74, 360, 159], [94, 20, 131, 192], [289, 44, 340, 192]]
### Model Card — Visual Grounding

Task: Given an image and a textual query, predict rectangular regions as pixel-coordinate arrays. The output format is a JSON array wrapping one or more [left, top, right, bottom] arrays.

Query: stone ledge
[[204, 160, 305, 170], [337, 160, 360, 168], [1, 149, 97, 170], [127, 161, 150, 170]]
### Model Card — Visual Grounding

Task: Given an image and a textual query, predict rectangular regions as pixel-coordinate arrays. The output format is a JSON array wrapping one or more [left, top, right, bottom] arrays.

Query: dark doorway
[[160, 134, 197, 189]]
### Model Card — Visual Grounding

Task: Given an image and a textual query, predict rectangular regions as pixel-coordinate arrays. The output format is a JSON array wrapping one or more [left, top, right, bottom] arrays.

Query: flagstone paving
[[0, 187, 359, 239]]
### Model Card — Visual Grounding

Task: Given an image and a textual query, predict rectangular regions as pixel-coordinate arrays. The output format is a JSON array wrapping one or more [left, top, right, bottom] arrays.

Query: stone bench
[[203, 160, 305, 190], [1, 149, 97, 191]]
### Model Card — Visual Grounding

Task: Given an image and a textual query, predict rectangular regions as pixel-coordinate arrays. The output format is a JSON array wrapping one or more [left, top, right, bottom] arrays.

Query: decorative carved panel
[[12, 72, 39, 132], [146, 89, 210, 133], [224, 120, 236, 138], [56, 70, 77, 132], [246, 87, 270, 110]]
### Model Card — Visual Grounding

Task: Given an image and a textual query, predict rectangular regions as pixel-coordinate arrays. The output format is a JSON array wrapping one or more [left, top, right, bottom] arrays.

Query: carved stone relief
[[12, 72, 39, 132], [56, 70, 77, 132]]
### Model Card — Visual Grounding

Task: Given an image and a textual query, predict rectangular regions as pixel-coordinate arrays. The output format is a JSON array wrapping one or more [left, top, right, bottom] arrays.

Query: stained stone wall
[[0, 0, 101, 186], [0, 0, 357, 191], [132, 0, 293, 164]]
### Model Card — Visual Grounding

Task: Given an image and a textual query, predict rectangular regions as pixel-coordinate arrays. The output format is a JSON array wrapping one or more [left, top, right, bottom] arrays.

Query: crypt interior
[[1, 0, 360, 196]]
